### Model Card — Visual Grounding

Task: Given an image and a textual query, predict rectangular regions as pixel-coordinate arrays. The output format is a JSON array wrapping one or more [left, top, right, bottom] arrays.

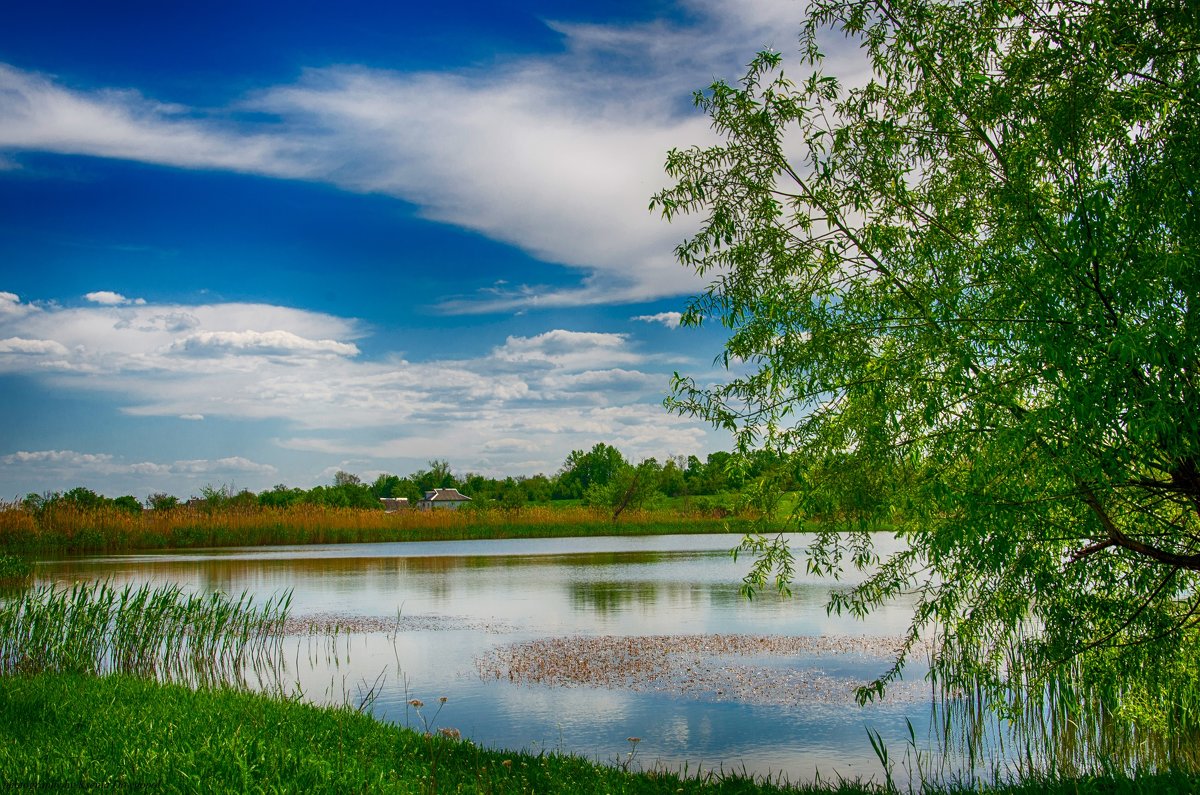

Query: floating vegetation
[[477, 633, 934, 706], [282, 612, 517, 636], [0, 580, 291, 688]]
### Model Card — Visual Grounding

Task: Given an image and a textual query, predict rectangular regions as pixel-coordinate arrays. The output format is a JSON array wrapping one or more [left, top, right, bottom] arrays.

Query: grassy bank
[[0, 673, 1195, 795], [0, 502, 750, 554]]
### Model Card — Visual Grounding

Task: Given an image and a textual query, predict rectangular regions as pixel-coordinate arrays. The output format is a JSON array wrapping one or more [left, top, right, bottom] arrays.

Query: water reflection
[[35, 533, 932, 785]]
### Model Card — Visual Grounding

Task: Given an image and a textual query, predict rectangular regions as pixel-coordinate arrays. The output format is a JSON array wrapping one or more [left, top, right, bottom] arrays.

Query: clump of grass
[[0, 553, 31, 586], [0, 580, 290, 686]]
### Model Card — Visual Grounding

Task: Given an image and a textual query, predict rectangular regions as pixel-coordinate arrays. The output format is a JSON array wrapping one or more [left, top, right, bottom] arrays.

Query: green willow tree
[[653, 0, 1200, 730]]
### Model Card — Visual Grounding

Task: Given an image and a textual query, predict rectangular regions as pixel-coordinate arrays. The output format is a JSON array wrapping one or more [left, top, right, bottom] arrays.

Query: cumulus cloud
[[0, 337, 70, 355], [632, 312, 683, 328], [0, 300, 362, 374], [0, 448, 278, 491], [492, 330, 643, 370], [85, 291, 145, 306], [0, 292, 38, 319], [169, 330, 360, 358], [277, 401, 708, 476], [0, 292, 726, 492], [542, 368, 664, 394], [2, 449, 114, 466], [171, 457, 277, 475]]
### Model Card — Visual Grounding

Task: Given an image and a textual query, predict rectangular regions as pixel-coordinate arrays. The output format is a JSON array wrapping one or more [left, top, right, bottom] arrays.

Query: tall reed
[[0, 580, 290, 688], [922, 658, 1200, 784], [0, 500, 745, 553]]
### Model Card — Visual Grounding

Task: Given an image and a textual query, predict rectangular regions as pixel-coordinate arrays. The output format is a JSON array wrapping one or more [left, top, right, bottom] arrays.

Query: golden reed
[[0, 501, 741, 552]]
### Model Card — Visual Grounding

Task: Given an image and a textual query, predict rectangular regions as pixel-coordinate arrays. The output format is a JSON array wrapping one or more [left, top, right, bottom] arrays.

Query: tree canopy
[[653, 0, 1200, 730]]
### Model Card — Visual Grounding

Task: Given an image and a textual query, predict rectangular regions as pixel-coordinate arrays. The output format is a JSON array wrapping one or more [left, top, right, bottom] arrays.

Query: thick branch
[[1068, 537, 1116, 565], [1080, 484, 1200, 571]]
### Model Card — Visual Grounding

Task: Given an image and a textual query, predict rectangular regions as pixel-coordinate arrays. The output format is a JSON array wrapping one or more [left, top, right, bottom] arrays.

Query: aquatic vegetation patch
[[477, 634, 934, 706], [282, 612, 517, 636]]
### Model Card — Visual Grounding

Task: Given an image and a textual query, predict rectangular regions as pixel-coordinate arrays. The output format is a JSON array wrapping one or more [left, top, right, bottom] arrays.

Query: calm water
[[36, 533, 954, 785]]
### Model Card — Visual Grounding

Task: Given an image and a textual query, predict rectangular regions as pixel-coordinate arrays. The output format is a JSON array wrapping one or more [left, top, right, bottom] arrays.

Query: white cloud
[[169, 330, 359, 358], [542, 368, 664, 394], [0, 448, 279, 494], [85, 290, 144, 306], [171, 457, 278, 475], [0, 300, 362, 374], [2, 449, 114, 467], [0, 64, 310, 177], [632, 312, 683, 328], [491, 330, 643, 370], [276, 401, 708, 478], [0, 295, 720, 480], [0, 292, 38, 319], [0, 337, 70, 355], [0, 2, 858, 311]]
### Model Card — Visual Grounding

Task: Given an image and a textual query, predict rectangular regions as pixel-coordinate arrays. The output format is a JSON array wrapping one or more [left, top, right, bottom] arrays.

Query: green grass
[[0, 553, 31, 586], [0, 673, 851, 794], [1, 673, 1197, 794]]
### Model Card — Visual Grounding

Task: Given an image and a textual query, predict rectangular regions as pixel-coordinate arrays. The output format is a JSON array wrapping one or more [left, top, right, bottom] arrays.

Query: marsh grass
[[0, 552, 31, 586], [0, 501, 747, 553], [0, 580, 290, 688], [905, 669, 1200, 789]]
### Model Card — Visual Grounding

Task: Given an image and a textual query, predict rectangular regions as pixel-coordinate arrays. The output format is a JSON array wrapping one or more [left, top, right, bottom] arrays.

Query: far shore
[[1, 501, 765, 556]]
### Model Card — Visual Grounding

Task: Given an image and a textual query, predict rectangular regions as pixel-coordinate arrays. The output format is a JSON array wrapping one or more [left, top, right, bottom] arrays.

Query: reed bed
[[0, 580, 290, 687], [0, 501, 745, 553]]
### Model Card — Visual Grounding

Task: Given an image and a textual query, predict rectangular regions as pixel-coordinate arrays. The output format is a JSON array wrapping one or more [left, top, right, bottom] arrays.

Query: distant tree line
[[17, 445, 801, 514]]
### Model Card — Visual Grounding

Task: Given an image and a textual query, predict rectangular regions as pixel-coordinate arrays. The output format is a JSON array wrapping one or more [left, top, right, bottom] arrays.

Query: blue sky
[[0, 0, 817, 499]]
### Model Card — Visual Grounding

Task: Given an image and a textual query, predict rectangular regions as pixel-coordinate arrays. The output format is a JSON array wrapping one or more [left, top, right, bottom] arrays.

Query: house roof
[[423, 488, 471, 502]]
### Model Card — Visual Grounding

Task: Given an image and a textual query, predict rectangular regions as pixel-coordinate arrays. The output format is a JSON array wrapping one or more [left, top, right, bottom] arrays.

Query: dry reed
[[0, 501, 743, 553]]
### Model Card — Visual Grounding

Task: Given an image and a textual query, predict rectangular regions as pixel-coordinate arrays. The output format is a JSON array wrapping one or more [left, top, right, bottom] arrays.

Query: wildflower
[[438, 696, 448, 703], [409, 699, 424, 708], [438, 727, 461, 740]]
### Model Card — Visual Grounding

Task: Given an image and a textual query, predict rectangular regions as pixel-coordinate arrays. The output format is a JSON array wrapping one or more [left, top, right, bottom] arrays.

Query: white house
[[417, 488, 472, 510]]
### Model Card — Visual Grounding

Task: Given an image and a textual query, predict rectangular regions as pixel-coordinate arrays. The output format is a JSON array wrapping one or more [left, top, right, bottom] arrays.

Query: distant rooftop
[[422, 488, 471, 502]]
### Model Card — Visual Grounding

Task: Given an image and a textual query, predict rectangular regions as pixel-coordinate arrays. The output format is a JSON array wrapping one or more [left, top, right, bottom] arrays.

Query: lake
[[35, 533, 960, 786]]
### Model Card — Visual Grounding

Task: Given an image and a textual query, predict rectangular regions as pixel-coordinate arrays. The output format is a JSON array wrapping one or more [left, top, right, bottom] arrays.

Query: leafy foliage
[[558, 443, 630, 499], [653, 0, 1200, 729]]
